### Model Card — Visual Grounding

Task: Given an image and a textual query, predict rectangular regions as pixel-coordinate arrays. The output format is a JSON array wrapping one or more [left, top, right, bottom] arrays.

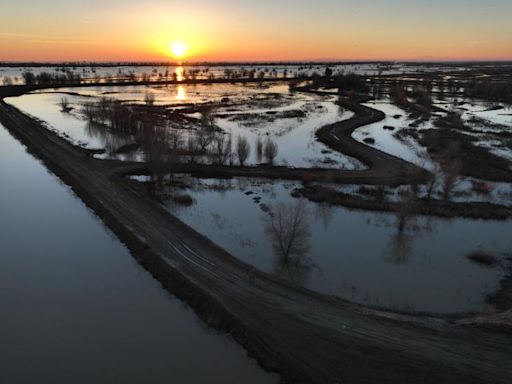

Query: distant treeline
[[307, 68, 369, 93], [21, 71, 82, 86], [1, 61, 392, 68], [2, 61, 512, 69]]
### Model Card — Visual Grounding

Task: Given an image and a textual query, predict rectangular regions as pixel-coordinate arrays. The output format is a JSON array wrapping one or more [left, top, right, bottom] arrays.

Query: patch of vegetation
[[22, 70, 82, 86], [357, 186, 387, 201], [292, 185, 512, 220], [464, 79, 512, 102], [334, 73, 369, 94], [390, 84, 433, 116], [419, 128, 512, 182], [435, 111, 465, 130]]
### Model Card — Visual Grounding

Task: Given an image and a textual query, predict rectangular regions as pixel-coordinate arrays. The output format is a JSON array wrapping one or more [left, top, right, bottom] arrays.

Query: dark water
[[168, 178, 510, 314], [0, 124, 276, 383]]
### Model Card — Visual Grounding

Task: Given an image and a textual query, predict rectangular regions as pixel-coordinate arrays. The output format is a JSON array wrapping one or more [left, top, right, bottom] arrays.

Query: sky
[[1, 0, 511, 62]]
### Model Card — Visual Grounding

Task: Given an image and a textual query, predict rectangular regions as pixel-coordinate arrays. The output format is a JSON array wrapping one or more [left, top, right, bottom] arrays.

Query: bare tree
[[263, 138, 278, 164], [59, 97, 72, 112], [168, 128, 183, 151], [197, 127, 214, 153], [426, 165, 441, 200], [139, 121, 171, 192], [83, 102, 98, 123], [255, 136, 264, 162], [200, 106, 217, 131], [22, 71, 36, 86], [187, 134, 201, 163], [236, 135, 251, 166], [441, 160, 461, 201], [212, 133, 231, 165], [264, 199, 312, 264]]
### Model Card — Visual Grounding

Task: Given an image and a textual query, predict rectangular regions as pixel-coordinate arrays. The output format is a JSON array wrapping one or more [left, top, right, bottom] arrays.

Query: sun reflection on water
[[176, 85, 186, 101], [175, 66, 184, 82]]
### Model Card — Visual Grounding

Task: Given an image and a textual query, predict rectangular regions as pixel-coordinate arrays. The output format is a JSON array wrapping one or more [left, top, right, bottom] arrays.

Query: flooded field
[[5, 83, 363, 168], [5, 76, 512, 316], [0, 124, 276, 383], [352, 99, 435, 169], [0, 62, 499, 85], [146, 176, 511, 314]]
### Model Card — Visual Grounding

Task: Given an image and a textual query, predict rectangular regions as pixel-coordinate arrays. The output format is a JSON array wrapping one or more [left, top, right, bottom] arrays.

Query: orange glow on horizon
[[0, 4, 511, 62]]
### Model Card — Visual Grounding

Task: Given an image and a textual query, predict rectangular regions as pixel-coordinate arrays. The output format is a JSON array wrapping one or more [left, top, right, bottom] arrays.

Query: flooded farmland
[[0, 123, 277, 384]]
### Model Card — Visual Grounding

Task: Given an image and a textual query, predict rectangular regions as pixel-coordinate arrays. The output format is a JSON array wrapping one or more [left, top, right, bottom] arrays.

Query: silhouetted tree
[[441, 159, 461, 201], [263, 138, 278, 164], [236, 135, 251, 166], [255, 136, 264, 162], [200, 106, 217, 131], [264, 199, 312, 264], [22, 72, 36, 86], [212, 133, 231, 165], [59, 97, 71, 112]]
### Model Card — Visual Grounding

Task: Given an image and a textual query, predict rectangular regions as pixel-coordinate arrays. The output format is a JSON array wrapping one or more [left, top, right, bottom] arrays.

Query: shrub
[[236, 135, 251, 166]]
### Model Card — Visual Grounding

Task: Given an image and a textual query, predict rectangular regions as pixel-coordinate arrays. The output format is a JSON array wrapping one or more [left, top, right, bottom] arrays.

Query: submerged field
[[2, 62, 512, 383], [0, 122, 276, 383], [6, 83, 363, 168], [4, 65, 512, 316]]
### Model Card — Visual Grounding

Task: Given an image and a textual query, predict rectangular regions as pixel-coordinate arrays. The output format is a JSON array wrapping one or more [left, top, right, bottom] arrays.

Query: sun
[[170, 41, 187, 59]]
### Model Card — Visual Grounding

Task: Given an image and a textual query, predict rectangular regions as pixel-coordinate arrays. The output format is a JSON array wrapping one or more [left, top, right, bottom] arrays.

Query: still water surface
[[0, 124, 276, 384]]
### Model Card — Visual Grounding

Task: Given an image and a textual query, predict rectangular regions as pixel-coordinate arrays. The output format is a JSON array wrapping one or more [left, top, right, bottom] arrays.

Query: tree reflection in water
[[384, 231, 414, 265], [384, 217, 436, 265]]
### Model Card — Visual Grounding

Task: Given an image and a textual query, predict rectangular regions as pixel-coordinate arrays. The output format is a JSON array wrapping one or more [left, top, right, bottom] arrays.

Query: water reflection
[[6, 84, 364, 170], [272, 258, 310, 287], [166, 178, 510, 313], [177, 85, 187, 101], [176, 66, 184, 82], [0, 125, 276, 384], [384, 231, 414, 265], [315, 201, 334, 229]]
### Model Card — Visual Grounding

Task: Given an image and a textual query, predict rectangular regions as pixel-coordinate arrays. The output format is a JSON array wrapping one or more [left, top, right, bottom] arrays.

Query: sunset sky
[[1, 0, 511, 62]]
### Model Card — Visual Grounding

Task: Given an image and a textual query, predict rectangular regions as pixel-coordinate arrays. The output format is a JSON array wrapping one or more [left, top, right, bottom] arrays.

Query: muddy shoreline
[[1, 85, 512, 383]]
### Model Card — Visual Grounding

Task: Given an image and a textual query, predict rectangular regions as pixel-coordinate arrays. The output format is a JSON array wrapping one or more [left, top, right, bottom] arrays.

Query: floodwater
[[0, 124, 276, 384], [6, 84, 364, 169], [0, 62, 489, 85], [352, 100, 435, 169], [216, 94, 363, 169], [162, 177, 511, 314]]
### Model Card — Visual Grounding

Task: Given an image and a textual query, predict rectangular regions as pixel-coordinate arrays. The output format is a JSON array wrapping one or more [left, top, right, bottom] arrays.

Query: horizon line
[[1, 59, 512, 66]]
